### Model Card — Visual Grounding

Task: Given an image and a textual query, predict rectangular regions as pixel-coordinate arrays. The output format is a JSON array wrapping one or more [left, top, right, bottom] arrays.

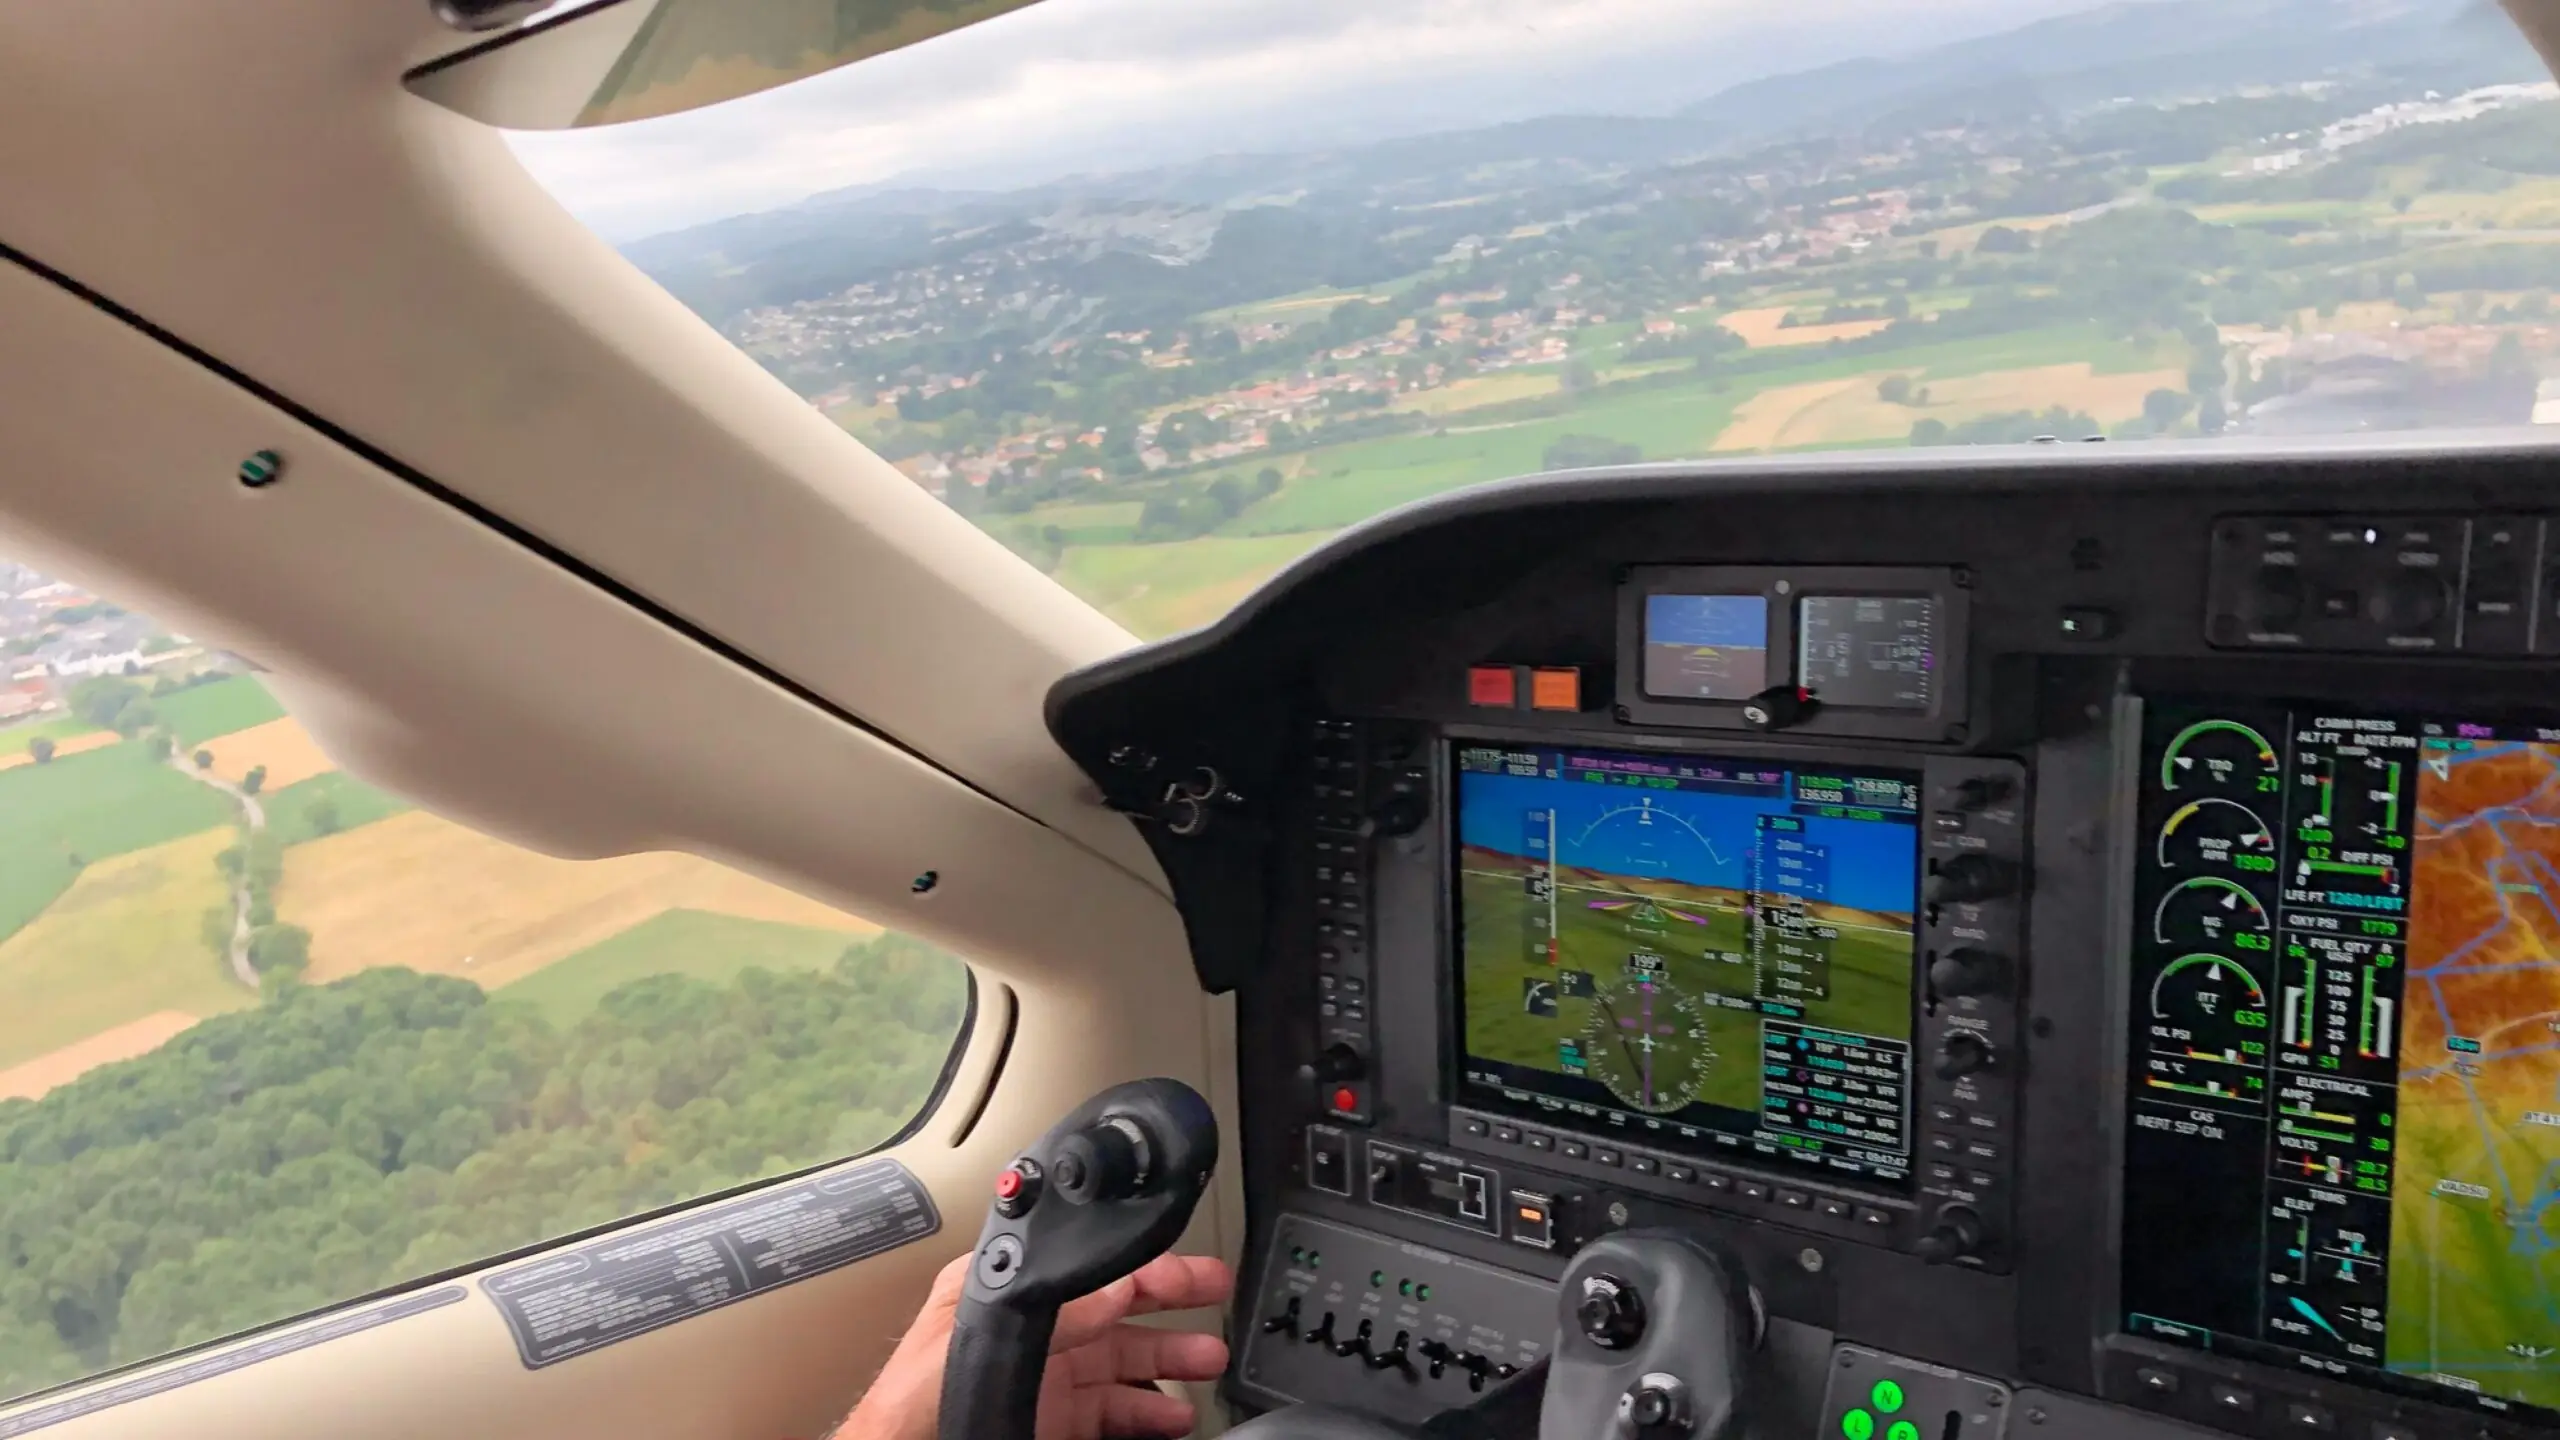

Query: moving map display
[[2123, 703, 2560, 1424], [1452, 744, 1921, 1187]]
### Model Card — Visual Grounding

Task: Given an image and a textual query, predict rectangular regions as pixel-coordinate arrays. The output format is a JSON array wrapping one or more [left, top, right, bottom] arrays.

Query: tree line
[[0, 937, 968, 1399]]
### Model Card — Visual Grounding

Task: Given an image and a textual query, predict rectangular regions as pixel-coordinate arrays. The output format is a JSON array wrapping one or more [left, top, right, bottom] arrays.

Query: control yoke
[[936, 1077, 1219, 1440]]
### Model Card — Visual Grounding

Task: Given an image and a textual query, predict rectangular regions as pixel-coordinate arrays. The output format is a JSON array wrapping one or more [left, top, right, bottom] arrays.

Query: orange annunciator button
[[1529, 667, 1581, 712]]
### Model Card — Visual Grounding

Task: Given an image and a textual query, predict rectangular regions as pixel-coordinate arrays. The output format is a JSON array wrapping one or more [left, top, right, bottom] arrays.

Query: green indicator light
[[1309, 1252, 1321, 1267], [1842, 1409, 1875, 1440], [1398, 1279, 1413, 1297], [1289, 1247, 1304, 1264], [1417, 1284, 1432, 1301], [1872, 1380, 1904, 1414], [1371, 1270, 1387, 1288], [1887, 1423, 1920, 1440]]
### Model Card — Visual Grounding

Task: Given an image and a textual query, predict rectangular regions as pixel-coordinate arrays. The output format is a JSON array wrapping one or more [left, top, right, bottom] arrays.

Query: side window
[[0, 562, 971, 1401]]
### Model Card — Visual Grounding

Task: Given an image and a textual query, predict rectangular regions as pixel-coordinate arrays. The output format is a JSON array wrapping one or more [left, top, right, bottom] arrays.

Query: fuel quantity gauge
[[2154, 875, 2276, 952], [2157, 798, 2279, 877], [2160, 719, 2281, 796]]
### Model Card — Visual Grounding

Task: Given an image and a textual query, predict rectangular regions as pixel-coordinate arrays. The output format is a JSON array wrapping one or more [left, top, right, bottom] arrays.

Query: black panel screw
[[910, 870, 939, 895], [237, 450, 284, 488]]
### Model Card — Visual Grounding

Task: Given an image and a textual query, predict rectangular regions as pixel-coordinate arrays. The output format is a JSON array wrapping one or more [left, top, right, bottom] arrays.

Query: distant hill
[[621, 0, 2547, 323], [1678, 0, 2528, 141]]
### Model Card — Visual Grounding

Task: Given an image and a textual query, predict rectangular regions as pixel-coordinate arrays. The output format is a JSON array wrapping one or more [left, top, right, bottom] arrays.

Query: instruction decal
[[481, 1159, 941, 1368]]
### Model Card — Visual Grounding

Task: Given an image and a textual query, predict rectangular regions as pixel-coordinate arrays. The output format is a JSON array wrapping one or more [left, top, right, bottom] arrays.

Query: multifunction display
[[1454, 743, 1921, 1188], [1642, 594, 1770, 701], [2123, 702, 2560, 1425], [1796, 596, 1937, 711]]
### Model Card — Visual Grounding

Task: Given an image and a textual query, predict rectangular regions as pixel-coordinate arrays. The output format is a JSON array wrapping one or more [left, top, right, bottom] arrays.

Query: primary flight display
[[1452, 743, 1921, 1187]]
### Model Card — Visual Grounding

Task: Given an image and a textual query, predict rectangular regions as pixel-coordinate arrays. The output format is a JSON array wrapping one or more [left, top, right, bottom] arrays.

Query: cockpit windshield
[[491, 0, 2560, 637]]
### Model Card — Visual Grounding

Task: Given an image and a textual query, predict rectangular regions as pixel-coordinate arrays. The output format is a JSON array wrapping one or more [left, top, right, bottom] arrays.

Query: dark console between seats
[[1045, 435, 2560, 1440]]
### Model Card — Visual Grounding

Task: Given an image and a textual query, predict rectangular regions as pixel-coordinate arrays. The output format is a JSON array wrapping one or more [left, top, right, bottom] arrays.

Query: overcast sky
[[503, 0, 2127, 242]]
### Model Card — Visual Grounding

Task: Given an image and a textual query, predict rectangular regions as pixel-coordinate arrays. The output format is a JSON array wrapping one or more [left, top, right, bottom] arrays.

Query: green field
[[1459, 847, 1913, 1124], [1052, 530, 1334, 636], [0, 828, 251, 1070], [265, 770, 413, 847], [155, 675, 286, 745], [0, 742, 237, 941], [496, 908, 857, 1025], [1030, 320, 2190, 636], [0, 716, 96, 759]]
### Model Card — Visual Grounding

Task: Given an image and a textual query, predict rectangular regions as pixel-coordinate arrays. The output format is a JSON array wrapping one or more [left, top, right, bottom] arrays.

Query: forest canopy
[[0, 937, 968, 1400]]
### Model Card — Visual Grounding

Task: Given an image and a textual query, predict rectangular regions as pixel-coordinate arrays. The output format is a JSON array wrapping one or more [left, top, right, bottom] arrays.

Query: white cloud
[[500, 0, 2111, 240]]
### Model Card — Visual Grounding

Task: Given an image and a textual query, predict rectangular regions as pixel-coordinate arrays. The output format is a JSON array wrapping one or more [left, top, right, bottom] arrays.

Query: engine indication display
[[2122, 703, 2560, 1427], [1453, 743, 1920, 1188]]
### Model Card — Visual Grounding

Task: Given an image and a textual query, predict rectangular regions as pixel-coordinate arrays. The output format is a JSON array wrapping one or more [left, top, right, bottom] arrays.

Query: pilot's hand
[[833, 1249, 1236, 1440]]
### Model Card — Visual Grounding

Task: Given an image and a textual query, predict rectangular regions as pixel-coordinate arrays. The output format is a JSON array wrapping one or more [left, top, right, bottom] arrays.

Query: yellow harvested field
[[1713, 379, 1870, 451], [281, 811, 881, 990], [0, 829, 251, 1071], [197, 716, 336, 790], [1717, 308, 1893, 348], [1710, 363, 2187, 452], [0, 730, 118, 772], [0, 1011, 199, 1101], [1398, 371, 1560, 416]]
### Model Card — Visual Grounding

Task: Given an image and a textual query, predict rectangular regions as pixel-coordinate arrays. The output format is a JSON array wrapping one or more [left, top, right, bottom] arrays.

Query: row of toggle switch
[[1257, 1297, 1521, 1392]]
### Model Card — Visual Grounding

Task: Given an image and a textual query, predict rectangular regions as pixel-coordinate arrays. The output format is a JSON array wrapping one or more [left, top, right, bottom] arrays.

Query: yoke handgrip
[[937, 1297, 1055, 1440], [934, 1077, 1218, 1440]]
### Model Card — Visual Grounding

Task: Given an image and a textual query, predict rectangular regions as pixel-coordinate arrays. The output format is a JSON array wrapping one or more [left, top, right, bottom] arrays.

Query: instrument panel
[[1042, 437, 2560, 1440]]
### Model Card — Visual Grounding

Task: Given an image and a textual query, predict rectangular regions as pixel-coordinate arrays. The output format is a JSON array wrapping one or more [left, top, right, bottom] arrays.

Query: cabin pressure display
[[2122, 703, 2560, 1426], [1454, 744, 1921, 1187]]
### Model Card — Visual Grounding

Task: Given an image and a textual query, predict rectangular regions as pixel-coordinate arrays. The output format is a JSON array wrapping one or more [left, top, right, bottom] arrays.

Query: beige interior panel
[[0, 206, 1233, 1436], [0, 0, 1155, 877]]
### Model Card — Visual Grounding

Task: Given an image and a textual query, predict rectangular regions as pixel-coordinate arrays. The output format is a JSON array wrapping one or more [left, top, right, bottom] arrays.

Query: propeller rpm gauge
[[2157, 798, 2278, 876]]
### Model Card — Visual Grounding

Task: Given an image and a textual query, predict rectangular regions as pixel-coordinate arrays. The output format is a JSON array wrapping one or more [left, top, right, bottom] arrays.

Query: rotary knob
[[2241, 565, 2305, 628], [1929, 947, 2009, 1000], [1915, 1204, 1986, 1266], [2368, 572, 2449, 633], [1575, 1275, 1647, 1350], [1934, 1029, 1995, 1080], [1927, 854, 2018, 905]]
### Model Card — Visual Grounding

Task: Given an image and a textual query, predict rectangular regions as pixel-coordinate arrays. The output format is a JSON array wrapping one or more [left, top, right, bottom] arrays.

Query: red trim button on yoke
[[994, 1158, 1042, 1219], [1331, 1087, 1359, 1115]]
